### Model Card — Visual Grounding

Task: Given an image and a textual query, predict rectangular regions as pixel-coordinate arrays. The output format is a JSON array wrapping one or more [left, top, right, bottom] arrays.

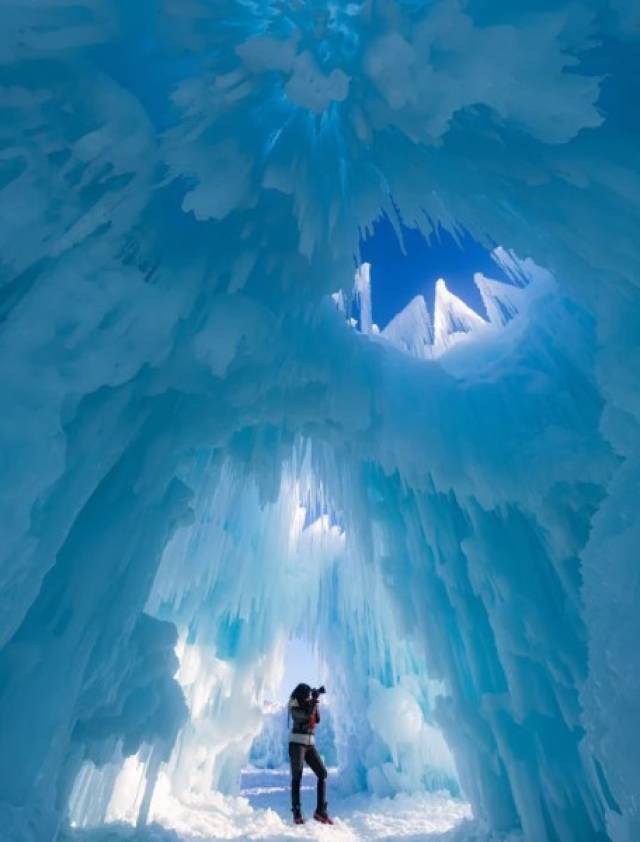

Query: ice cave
[[0, 2, 639, 841]]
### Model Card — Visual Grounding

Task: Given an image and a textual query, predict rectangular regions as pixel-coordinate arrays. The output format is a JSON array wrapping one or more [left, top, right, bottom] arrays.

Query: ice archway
[[0, 2, 639, 841]]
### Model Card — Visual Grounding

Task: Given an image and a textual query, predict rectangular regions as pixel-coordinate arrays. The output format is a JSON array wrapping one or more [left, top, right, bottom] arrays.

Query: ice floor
[[62, 767, 486, 842]]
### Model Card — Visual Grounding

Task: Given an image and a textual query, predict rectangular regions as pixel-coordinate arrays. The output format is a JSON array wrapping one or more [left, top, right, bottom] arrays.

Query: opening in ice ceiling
[[359, 214, 512, 328]]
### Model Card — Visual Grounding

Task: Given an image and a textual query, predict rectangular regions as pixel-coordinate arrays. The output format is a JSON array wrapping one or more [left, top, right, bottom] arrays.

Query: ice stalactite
[[354, 263, 374, 335]]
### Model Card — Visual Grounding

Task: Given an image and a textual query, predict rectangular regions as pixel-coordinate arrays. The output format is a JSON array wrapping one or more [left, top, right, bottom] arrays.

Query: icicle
[[354, 263, 373, 334], [381, 295, 434, 360], [474, 272, 524, 327], [136, 744, 164, 830], [432, 278, 489, 355]]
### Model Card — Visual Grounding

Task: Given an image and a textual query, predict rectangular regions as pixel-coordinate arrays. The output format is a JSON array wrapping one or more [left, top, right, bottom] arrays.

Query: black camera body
[[311, 685, 326, 699]]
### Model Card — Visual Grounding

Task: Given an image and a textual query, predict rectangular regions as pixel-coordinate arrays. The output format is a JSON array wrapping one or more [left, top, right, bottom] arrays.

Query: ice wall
[[146, 449, 458, 805], [0, 1, 639, 841], [65, 448, 458, 828]]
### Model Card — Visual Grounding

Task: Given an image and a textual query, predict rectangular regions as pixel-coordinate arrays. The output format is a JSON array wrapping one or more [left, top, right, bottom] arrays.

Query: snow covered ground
[[62, 767, 481, 841]]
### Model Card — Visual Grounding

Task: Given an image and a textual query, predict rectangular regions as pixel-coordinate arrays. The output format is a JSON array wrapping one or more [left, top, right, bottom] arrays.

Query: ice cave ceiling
[[0, 2, 639, 841]]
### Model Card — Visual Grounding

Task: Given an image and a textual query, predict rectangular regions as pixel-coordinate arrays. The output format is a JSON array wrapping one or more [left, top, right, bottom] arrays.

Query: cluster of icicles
[[336, 247, 544, 360]]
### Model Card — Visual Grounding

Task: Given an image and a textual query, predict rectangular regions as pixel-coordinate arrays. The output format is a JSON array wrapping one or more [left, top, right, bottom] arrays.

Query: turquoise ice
[[0, 2, 638, 840]]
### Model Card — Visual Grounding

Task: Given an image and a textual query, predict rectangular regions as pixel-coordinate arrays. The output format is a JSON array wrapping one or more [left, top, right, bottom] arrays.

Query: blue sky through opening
[[359, 215, 511, 330]]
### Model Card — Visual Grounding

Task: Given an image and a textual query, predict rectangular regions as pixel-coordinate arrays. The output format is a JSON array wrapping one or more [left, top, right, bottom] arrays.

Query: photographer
[[287, 683, 333, 825]]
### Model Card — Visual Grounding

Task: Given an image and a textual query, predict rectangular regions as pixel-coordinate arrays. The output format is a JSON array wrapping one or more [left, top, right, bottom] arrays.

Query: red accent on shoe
[[293, 812, 305, 825], [313, 810, 334, 825]]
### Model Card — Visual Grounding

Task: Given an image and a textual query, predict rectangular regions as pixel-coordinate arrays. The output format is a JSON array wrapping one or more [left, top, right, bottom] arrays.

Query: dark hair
[[291, 683, 311, 705]]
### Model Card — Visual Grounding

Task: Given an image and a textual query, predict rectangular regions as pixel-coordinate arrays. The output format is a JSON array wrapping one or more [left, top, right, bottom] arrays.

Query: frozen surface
[[0, 2, 639, 842], [63, 767, 477, 842]]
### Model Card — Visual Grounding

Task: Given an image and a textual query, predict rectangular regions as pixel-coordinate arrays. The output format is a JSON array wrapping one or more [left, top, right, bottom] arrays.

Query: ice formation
[[0, 1, 639, 841], [354, 247, 542, 360]]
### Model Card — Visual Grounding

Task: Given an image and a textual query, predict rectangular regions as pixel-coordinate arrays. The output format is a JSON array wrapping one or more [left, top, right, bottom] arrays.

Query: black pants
[[289, 742, 327, 812]]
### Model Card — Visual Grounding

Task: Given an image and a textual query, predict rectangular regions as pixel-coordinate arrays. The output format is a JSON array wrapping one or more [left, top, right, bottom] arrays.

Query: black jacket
[[288, 697, 320, 745]]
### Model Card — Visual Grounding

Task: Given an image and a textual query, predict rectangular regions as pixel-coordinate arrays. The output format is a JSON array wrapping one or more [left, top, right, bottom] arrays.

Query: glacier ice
[[0, 1, 639, 841]]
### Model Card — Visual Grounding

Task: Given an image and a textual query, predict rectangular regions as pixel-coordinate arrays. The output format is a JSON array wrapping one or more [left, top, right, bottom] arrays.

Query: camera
[[311, 686, 326, 699]]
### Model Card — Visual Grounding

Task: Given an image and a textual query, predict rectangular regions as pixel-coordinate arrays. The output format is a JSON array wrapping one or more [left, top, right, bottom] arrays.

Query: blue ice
[[0, 2, 639, 841]]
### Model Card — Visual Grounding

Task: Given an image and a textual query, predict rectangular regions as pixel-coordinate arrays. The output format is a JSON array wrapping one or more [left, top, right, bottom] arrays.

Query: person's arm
[[291, 700, 320, 729], [306, 700, 320, 727], [291, 703, 312, 728]]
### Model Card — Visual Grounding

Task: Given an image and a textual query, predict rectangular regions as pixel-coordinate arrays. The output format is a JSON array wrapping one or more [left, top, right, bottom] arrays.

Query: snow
[[63, 767, 475, 842]]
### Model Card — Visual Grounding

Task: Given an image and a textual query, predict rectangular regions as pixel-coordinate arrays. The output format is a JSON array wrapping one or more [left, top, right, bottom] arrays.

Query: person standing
[[288, 683, 334, 825]]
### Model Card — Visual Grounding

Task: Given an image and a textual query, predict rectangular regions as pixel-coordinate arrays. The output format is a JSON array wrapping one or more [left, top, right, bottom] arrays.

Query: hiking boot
[[293, 807, 305, 825], [313, 808, 334, 825]]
